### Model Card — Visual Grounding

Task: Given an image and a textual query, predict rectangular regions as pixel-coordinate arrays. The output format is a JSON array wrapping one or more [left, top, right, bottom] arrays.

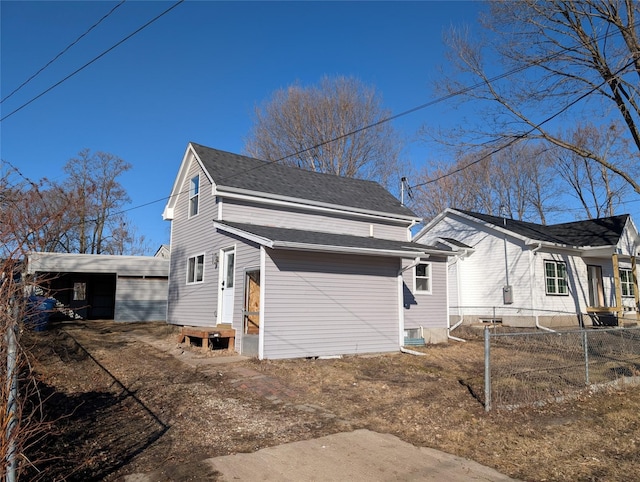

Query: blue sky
[[2, 1, 639, 251]]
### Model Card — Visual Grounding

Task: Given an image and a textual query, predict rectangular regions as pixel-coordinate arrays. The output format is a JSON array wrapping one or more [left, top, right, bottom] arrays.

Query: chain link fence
[[477, 326, 640, 411]]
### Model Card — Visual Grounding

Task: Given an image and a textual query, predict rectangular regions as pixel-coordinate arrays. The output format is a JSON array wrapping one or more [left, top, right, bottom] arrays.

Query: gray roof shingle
[[458, 210, 629, 247], [216, 221, 448, 255], [192, 143, 417, 218]]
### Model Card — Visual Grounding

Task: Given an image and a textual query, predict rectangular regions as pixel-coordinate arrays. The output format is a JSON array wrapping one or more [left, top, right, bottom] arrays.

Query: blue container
[[26, 296, 56, 331]]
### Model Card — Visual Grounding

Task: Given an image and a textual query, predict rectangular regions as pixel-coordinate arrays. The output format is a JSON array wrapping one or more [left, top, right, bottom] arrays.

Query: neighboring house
[[162, 142, 453, 360], [26, 252, 170, 322], [154, 244, 171, 259], [413, 209, 640, 329]]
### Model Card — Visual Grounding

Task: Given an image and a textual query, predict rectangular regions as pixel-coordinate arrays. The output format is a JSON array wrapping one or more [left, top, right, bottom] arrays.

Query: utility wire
[[120, 59, 639, 219], [0, 0, 184, 122], [218, 19, 640, 184], [6, 12, 638, 227], [408, 59, 637, 190], [0, 1, 126, 104]]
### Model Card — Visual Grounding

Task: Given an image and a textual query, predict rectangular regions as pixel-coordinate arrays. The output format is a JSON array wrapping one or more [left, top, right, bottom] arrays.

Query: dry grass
[[21, 321, 640, 481]]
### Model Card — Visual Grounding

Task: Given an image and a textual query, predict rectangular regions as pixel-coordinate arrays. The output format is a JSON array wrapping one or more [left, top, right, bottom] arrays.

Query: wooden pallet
[[178, 326, 235, 352]]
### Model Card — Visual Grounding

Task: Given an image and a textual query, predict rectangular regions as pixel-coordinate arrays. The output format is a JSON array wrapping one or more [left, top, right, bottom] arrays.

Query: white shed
[[26, 252, 169, 322]]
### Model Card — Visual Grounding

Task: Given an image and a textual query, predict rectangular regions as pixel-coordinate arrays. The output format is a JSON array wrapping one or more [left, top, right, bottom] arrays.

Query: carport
[[26, 252, 170, 322]]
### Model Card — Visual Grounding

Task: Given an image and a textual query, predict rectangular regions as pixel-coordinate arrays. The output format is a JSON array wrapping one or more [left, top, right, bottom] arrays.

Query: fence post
[[484, 327, 491, 412], [582, 328, 590, 386], [5, 299, 19, 482]]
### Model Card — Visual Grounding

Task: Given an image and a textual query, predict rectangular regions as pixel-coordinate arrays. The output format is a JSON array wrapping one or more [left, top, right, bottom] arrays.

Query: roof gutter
[[524, 239, 582, 254], [272, 242, 428, 258]]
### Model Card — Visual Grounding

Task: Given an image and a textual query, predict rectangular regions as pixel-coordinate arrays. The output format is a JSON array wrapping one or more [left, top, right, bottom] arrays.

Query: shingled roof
[[191, 143, 417, 218], [458, 210, 630, 248], [214, 221, 450, 257]]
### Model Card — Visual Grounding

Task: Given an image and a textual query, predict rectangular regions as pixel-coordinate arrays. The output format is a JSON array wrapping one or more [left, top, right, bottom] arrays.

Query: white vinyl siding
[[417, 215, 530, 316], [262, 251, 400, 359]]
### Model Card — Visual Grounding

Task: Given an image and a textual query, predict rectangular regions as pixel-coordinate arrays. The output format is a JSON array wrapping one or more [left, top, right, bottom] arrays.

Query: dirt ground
[[19, 320, 640, 481]]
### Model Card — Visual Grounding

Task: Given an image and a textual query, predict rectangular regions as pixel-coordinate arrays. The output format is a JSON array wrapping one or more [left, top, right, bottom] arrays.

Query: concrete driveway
[[125, 429, 519, 481]]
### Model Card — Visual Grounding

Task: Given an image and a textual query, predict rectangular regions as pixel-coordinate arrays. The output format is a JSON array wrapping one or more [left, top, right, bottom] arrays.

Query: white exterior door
[[220, 249, 235, 324]]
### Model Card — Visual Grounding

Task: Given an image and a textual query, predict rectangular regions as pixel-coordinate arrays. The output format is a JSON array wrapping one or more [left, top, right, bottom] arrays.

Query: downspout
[[529, 243, 555, 332], [448, 251, 467, 342]]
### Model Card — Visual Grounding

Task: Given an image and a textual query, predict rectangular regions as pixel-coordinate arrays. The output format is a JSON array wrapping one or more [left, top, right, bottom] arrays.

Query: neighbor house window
[[415, 262, 431, 293], [620, 268, 635, 297], [187, 254, 204, 283], [545, 260, 568, 295], [189, 175, 199, 217]]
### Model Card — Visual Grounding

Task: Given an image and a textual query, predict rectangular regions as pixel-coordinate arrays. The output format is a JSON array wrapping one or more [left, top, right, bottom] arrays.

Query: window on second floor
[[187, 254, 204, 284], [620, 268, 635, 297], [415, 262, 431, 294], [545, 260, 568, 295], [189, 175, 199, 217]]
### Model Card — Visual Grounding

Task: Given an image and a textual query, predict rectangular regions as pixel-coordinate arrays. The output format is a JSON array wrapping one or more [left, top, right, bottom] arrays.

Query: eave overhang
[[213, 222, 451, 259]]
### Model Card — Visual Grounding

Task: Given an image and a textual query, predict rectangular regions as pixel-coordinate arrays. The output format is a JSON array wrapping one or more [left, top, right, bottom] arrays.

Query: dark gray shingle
[[216, 221, 445, 255], [192, 143, 416, 218], [458, 210, 629, 247]]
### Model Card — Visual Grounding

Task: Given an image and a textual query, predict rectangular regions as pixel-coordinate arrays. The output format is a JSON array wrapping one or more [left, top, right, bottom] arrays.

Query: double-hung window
[[415, 262, 431, 294], [187, 254, 204, 284], [620, 268, 635, 297], [189, 175, 199, 217], [545, 260, 568, 295]]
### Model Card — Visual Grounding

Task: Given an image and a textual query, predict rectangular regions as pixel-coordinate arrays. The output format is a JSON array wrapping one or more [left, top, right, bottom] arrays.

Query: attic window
[[189, 175, 199, 217]]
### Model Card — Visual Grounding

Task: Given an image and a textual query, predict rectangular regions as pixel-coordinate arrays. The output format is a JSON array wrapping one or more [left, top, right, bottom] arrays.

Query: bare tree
[[244, 75, 404, 187], [412, 141, 558, 222], [62, 149, 132, 254], [438, 0, 640, 195], [552, 122, 633, 218], [0, 167, 58, 481], [2, 154, 148, 256]]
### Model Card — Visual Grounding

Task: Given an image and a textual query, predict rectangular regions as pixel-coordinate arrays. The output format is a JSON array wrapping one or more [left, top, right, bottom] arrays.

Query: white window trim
[[414, 261, 432, 295], [544, 260, 568, 296], [186, 253, 205, 284], [620, 268, 635, 298], [188, 174, 200, 218]]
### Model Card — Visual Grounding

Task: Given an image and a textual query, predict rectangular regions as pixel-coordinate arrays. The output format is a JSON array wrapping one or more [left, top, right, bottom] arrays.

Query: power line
[[218, 19, 640, 185], [0, 1, 126, 104], [122, 60, 639, 220], [0, 0, 184, 123], [6, 9, 638, 229], [408, 59, 637, 190]]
